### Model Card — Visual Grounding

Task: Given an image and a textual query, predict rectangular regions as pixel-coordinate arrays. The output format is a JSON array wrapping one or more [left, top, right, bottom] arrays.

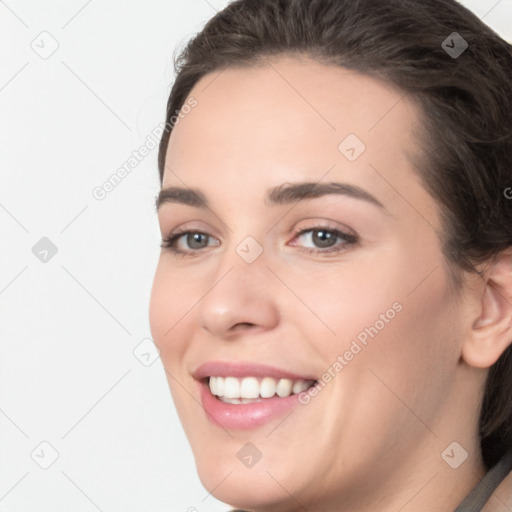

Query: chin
[[195, 456, 299, 512]]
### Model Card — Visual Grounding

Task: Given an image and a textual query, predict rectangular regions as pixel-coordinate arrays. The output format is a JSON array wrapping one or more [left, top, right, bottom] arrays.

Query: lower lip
[[199, 381, 303, 430]]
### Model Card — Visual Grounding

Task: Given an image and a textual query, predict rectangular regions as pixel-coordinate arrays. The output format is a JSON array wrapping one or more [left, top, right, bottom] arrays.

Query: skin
[[149, 56, 512, 511]]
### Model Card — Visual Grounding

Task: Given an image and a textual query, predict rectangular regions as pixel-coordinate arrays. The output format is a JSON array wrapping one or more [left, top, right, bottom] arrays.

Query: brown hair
[[158, 0, 512, 469]]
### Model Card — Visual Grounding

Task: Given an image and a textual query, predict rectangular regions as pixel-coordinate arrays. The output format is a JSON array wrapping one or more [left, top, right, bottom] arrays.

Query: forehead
[[162, 56, 433, 221], [164, 55, 423, 181]]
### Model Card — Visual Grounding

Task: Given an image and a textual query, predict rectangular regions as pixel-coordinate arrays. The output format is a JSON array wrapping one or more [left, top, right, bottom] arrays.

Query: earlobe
[[462, 250, 512, 368]]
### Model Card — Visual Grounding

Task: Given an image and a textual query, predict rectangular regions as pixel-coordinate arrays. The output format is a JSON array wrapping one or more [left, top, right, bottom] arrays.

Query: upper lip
[[193, 361, 317, 381]]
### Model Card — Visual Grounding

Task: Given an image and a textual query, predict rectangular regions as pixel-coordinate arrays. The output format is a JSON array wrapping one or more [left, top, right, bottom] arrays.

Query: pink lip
[[194, 361, 317, 430], [199, 380, 304, 430], [194, 361, 316, 381]]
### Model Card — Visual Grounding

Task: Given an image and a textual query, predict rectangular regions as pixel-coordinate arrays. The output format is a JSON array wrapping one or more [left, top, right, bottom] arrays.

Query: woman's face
[[149, 57, 473, 510]]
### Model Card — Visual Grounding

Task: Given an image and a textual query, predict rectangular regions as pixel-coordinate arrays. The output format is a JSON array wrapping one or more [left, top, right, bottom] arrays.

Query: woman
[[149, 0, 512, 510]]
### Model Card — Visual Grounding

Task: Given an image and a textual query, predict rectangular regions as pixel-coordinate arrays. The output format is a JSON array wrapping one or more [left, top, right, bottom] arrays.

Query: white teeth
[[216, 376, 225, 396], [240, 377, 260, 399], [209, 377, 216, 395], [219, 397, 239, 404], [292, 379, 310, 394], [276, 378, 293, 397], [219, 397, 262, 404], [223, 377, 240, 399], [260, 377, 277, 398], [208, 376, 314, 400]]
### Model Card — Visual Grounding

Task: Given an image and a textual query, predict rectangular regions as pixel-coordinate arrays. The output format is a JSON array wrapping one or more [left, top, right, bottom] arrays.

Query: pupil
[[313, 230, 335, 248], [188, 233, 207, 249]]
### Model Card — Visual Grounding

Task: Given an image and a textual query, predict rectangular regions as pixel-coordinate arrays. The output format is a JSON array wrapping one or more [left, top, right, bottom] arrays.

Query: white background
[[1, 1, 511, 511]]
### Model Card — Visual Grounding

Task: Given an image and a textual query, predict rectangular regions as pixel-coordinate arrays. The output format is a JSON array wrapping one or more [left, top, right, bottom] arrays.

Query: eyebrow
[[155, 181, 385, 212]]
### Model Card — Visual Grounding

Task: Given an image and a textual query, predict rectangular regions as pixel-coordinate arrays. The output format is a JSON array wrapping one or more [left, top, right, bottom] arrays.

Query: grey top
[[453, 450, 512, 512], [230, 450, 512, 512]]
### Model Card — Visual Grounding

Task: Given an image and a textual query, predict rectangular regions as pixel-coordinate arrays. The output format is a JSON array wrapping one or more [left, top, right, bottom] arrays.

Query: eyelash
[[160, 226, 358, 257]]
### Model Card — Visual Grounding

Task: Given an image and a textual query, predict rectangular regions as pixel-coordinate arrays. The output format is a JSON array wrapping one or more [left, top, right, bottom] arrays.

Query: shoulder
[[482, 470, 512, 511]]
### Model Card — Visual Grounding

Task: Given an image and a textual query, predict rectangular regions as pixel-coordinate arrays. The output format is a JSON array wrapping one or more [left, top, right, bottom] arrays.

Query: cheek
[[278, 259, 406, 361], [286, 250, 459, 430], [299, 239, 457, 368], [149, 261, 194, 364], [149, 263, 170, 346], [149, 263, 199, 425], [335, 263, 459, 443]]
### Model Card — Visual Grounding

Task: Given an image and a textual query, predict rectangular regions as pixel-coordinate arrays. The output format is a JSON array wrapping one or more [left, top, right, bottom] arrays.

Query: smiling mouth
[[207, 376, 318, 404]]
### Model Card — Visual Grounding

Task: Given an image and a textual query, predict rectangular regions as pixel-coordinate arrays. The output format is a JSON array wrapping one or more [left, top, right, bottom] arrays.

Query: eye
[[160, 226, 357, 257], [290, 227, 357, 254], [160, 230, 220, 255]]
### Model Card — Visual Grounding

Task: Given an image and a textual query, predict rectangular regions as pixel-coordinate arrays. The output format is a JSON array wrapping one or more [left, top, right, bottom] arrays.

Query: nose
[[196, 250, 280, 340]]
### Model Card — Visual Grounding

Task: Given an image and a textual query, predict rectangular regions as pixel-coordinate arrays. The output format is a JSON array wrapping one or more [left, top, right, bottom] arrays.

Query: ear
[[462, 249, 512, 368]]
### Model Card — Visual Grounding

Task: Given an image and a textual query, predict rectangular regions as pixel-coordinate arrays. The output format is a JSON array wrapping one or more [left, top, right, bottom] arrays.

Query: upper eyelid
[[167, 224, 350, 239], [166, 217, 353, 235]]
